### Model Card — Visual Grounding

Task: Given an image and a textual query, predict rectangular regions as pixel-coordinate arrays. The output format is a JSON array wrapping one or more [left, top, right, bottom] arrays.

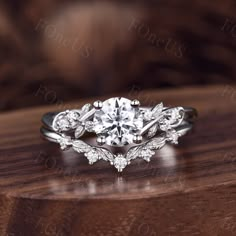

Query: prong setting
[[131, 99, 140, 107], [133, 134, 143, 144], [97, 136, 106, 145], [93, 97, 143, 146], [93, 100, 103, 109]]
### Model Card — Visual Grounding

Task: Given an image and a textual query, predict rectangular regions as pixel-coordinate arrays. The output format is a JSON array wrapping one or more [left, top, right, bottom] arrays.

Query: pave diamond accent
[[93, 97, 143, 146]]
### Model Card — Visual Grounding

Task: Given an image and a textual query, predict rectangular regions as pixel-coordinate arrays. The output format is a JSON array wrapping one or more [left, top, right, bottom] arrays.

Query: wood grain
[[0, 84, 236, 236]]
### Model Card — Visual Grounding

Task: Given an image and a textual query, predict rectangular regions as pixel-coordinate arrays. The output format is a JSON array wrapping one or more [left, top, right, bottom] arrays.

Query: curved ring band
[[40, 97, 197, 172]]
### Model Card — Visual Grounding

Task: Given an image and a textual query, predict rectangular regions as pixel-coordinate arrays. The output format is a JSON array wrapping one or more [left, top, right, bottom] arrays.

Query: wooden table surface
[[0, 84, 236, 236]]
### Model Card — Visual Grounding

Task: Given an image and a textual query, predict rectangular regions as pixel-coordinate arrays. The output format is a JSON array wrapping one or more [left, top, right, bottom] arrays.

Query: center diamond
[[93, 97, 143, 146]]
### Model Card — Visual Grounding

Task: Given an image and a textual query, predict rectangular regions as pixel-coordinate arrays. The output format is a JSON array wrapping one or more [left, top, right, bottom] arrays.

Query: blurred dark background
[[0, 0, 235, 111]]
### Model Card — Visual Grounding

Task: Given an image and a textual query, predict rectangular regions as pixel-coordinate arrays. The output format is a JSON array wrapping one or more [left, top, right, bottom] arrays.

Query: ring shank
[[41, 121, 193, 145]]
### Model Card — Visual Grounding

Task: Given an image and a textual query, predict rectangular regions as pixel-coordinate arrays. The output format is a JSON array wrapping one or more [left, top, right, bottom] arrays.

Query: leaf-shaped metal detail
[[52, 111, 70, 132], [72, 140, 114, 164], [143, 102, 163, 121], [96, 148, 114, 163], [126, 145, 141, 161], [75, 125, 85, 138], [147, 124, 158, 138], [52, 111, 80, 132], [72, 140, 91, 153], [66, 134, 169, 172], [160, 107, 185, 131], [81, 104, 92, 113], [146, 136, 166, 150], [152, 102, 163, 118], [126, 136, 166, 162]]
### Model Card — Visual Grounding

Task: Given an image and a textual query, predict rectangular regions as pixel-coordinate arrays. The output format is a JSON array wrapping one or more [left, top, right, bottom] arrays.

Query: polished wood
[[0, 85, 236, 236]]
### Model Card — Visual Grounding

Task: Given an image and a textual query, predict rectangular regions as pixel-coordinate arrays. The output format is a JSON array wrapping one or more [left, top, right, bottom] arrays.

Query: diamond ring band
[[40, 97, 197, 172]]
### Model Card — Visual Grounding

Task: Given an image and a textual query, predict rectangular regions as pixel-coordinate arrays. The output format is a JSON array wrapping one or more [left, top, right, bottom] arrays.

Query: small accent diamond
[[85, 121, 94, 132], [144, 103, 163, 121], [85, 149, 100, 164], [54, 111, 80, 131], [67, 111, 79, 128], [143, 110, 153, 121], [114, 154, 128, 172], [139, 148, 155, 162], [57, 118, 70, 131], [159, 108, 183, 131], [57, 136, 72, 150], [159, 118, 172, 131], [166, 130, 179, 144]]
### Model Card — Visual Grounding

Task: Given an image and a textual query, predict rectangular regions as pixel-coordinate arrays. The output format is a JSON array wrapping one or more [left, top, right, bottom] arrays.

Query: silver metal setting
[[131, 99, 140, 107], [93, 100, 103, 109], [41, 97, 197, 172]]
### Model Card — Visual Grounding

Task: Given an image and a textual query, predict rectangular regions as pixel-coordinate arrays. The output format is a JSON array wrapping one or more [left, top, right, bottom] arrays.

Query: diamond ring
[[40, 97, 197, 172]]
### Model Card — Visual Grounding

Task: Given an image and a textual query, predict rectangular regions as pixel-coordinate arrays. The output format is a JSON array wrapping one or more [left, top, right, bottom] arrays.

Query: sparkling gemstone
[[143, 110, 153, 121], [57, 118, 70, 131], [85, 149, 99, 164], [57, 136, 71, 150], [166, 130, 179, 144], [165, 108, 182, 121], [159, 108, 183, 131], [93, 97, 143, 146], [67, 111, 79, 123], [139, 148, 155, 162], [114, 154, 127, 172], [67, 111, 79, 120], [68, 112, 79, 128], [85, 121, 94, 132]]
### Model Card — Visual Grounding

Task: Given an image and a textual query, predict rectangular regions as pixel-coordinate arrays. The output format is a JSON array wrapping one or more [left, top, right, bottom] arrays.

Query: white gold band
[[40, 97, 197, 172]]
